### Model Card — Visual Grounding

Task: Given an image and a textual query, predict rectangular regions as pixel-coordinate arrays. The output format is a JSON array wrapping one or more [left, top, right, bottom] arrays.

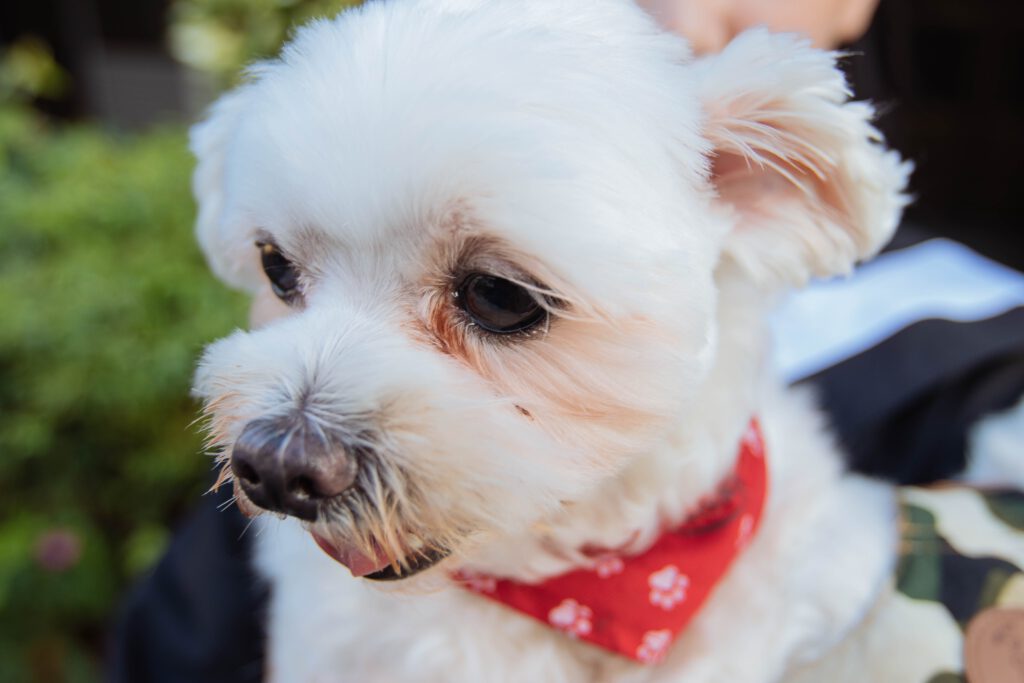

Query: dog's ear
[[190, 86, 262, 292], [694, 29, 911, 286]]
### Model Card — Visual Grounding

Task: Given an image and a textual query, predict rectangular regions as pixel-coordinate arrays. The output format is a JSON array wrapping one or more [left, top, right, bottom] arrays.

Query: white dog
[[189, 1, 1020, 681]]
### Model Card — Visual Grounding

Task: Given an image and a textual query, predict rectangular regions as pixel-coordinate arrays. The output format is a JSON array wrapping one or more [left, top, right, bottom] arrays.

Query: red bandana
[[455, 419, 768, 664]]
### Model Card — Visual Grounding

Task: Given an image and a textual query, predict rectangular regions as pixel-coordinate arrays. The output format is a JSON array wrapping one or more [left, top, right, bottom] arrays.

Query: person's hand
[[636, 0, 879, 52]]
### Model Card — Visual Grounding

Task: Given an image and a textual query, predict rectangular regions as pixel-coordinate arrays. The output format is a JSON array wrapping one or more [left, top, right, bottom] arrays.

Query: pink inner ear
[[693, 31, 909, 282], [712, 153, 791, 229], [710, 147, 848, 234], [712, 152, 796, 201]]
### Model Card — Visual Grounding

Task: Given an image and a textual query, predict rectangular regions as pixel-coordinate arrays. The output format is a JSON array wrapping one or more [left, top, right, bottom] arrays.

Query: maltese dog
[[184, 1, 1002, 681]]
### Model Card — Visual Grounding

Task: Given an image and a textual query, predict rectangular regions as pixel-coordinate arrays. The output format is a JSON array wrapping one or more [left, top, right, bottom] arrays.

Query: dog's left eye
[[457, 273, 546, 334], [257, 241, 300, 302]]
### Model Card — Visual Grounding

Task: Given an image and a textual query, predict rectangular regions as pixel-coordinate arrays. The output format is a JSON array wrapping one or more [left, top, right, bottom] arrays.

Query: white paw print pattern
[[636, 629, 673, 664], [648, 564, 689, 610], [548, 598, 593, 638], [593, 555, 624, 578], [742, 423, 763, 457], [735, 513, 755, 548], [460, 572, 497, 593]]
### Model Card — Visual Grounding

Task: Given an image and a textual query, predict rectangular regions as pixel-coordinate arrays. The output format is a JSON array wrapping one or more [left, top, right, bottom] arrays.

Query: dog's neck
[[464, 264, 774, 581]]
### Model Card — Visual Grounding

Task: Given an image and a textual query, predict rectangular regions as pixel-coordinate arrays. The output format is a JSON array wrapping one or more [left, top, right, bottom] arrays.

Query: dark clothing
[[804, 227, 1024, 484], [108, 487, 267, 683]]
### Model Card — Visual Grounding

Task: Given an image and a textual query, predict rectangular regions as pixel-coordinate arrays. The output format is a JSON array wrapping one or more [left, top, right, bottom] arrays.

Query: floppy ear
[[190, 86, 263, 292], [694, 29, 911, 286]]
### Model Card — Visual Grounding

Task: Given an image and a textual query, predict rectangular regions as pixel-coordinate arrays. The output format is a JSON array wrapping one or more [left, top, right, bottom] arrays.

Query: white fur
[[965, 396, 1024, 490], [190, 1, 919, 681]]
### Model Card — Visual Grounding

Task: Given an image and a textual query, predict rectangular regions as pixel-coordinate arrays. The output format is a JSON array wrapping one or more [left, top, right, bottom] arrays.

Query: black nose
[[230, 418, 357, 521]]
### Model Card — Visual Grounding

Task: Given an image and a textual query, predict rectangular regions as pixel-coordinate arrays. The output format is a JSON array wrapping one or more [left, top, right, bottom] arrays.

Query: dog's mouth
[[365, 546, 451, 581], [311, 533, 451, 581]]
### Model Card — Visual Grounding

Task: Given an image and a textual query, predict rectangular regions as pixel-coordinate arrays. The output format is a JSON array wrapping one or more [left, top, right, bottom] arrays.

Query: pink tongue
[[312, 534, 392, 577]]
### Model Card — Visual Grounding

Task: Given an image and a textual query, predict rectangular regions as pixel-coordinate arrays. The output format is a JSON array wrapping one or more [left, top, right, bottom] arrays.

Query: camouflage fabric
[[897, 485, 1024, 682]]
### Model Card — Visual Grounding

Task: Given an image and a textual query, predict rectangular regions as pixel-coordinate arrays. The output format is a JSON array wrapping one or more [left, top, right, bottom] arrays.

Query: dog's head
[[191, 0, 908, 581]]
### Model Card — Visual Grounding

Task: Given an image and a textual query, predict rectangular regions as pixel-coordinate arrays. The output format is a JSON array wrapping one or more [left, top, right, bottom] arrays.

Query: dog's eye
[[257, 241, 300, 302], [457, 273, 546, 334]]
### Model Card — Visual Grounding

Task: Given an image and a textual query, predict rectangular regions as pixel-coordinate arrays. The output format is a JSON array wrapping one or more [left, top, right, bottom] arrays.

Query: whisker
[[238, 516, 258, 541]]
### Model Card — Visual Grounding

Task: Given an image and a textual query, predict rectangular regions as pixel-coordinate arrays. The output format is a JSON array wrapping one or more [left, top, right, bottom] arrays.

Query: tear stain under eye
[[515, 404, 533, 419], [423, 293, 467, 358]]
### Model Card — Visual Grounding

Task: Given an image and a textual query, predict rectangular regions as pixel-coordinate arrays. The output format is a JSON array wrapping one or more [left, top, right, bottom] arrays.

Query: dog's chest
[[255, 483, 1024, 683], [255, 518, 646, 683]]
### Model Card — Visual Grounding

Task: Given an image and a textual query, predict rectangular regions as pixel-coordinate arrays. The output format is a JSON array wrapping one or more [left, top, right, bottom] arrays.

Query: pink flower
[[34, 529, 82, 573]]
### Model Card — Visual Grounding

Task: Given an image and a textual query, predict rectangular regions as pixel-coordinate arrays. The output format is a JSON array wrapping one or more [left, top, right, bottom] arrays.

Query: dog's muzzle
[[230, 417, 357, 521]]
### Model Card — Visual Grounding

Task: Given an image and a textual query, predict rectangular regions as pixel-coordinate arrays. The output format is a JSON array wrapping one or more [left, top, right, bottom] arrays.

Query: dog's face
[[192, 0, 907, 580]]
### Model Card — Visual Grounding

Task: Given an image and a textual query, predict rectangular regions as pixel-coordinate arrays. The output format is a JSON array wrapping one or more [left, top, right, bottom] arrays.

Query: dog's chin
[[231, 483, 454, 580]]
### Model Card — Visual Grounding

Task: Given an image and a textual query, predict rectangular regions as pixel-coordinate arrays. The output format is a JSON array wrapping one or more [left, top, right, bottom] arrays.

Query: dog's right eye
[[456, 273, 546, 334], [257, 241, 300, 302]]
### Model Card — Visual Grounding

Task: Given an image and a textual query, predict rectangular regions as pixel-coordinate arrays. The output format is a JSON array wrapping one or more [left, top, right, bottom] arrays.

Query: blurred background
[[0, 0, 1021, 681]]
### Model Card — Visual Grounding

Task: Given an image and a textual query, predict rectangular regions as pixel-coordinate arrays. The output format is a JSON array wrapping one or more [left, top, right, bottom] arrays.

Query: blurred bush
[[0, 102, 247, 680], [170, 0, 363, 85], [0, 37, 68, 104], [1, 3, 376, 679]]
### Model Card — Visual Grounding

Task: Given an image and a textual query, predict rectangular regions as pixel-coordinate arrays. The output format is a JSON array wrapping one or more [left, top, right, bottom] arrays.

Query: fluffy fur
[[190, 1, 922, 680]]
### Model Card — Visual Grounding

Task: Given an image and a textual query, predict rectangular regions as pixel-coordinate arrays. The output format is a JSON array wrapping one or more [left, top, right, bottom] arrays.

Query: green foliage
[[0, 3, 373, 678], [0, 37, 68, 104], [170, 0, 365, 85], [0, 103, 247, 682]]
